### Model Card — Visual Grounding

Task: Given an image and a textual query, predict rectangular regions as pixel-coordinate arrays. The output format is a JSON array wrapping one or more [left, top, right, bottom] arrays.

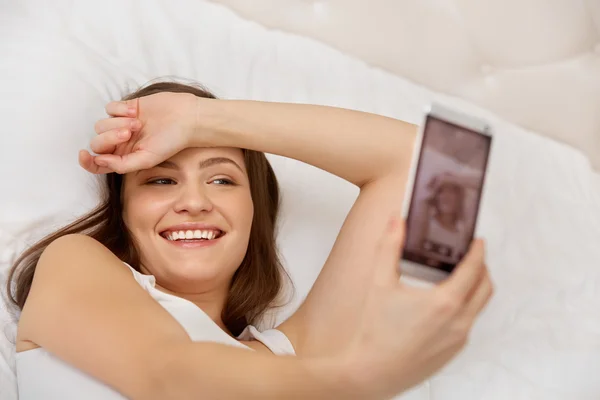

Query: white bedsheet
[[1, 1, 600, 399]]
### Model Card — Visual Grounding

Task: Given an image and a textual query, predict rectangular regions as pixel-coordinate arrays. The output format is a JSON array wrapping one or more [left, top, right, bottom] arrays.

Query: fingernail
[[96, 159, 108, 167], [128, 107, 137, 116], [118, 129, 129, 139]]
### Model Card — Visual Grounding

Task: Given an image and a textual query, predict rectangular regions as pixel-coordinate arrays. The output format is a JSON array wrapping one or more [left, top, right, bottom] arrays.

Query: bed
[[1, 1, 600, 399]]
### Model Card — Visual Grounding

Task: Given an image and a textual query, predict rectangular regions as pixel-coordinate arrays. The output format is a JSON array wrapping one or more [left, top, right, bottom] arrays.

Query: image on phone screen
[[403, 114, 492, 273]]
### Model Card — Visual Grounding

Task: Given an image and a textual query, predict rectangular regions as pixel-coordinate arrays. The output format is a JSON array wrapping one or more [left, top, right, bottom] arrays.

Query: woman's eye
[[212, 178, 234, 185], [148, 178, 176, 185]]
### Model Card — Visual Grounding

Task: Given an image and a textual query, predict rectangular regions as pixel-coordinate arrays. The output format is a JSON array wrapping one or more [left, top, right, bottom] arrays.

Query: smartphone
[[400, 104, 492, 283]]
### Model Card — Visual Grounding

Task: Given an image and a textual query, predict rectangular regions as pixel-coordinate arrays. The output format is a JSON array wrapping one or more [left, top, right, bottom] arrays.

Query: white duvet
[[1, 1, 600, 399]]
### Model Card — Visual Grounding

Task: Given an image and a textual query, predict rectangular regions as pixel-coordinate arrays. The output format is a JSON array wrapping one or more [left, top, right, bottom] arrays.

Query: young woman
[[7, 81, 493, 399]]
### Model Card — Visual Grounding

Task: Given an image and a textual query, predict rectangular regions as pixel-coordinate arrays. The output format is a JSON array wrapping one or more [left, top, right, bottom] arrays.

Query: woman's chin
[[161, 261, 224, 283]]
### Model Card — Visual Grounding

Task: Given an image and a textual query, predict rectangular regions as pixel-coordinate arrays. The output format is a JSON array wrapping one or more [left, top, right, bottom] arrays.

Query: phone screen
[[403, 114, 492, 273]]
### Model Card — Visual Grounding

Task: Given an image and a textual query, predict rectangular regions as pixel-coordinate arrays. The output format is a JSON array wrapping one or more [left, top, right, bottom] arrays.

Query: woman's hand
[[79, 92, 207, 174], [344, 218, 493, 399]]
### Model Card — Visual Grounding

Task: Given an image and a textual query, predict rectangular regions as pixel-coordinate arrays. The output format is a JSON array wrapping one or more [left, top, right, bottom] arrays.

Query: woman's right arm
[[17, 234, 357, 400], [18, 221, 492, 400]]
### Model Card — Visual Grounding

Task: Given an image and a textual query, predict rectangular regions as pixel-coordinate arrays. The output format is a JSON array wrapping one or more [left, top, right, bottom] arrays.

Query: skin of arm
[[191, 99, 417, 356]]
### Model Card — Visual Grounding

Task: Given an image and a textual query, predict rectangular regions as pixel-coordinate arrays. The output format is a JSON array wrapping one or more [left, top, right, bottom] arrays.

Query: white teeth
[[164, 229, 221, 241]]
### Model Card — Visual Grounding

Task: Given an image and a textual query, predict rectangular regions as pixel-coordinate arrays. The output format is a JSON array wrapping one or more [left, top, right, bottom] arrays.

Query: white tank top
[[15, 264, 295, 399]]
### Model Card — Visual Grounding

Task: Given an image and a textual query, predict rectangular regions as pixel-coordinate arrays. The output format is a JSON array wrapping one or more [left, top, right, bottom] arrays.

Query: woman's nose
[[173, 184, 214, 215]]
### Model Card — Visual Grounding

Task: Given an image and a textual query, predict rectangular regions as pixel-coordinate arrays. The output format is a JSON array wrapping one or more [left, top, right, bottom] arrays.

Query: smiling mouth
[[160, 229, 225, 242]]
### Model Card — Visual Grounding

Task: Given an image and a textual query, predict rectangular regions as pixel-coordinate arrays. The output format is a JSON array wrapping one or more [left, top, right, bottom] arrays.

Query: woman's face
[[436, 184, 461, 215], [122, 147, 253, 293]]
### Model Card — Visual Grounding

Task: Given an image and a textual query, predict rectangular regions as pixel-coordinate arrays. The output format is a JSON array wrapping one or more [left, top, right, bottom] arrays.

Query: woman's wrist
[[189, 96, 236, 149]]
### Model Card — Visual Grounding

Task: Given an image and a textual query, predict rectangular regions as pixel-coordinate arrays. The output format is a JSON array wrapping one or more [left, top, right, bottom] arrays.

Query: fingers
[[439, 239, 486, 303], [94, 117, 141, 134], [92, 116, 141, 155], [461, 266, 494, 321], [78, 150, 112, 175], [94, 151, 155, 175], [105, 98, 138, 117], [373, 216, 405, 287], [90, 129, 132, 154]]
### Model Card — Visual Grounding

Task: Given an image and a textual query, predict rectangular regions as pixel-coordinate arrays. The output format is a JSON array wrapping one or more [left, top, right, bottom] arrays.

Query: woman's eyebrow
[[198, 157, 243, 173], [135, 157, 243, 175]]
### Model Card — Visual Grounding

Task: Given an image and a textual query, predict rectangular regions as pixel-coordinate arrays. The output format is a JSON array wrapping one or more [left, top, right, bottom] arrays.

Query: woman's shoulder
[[17, 234, 137, 342], [45, 233, 108, 252], [39, 234, 129, 274], [31, 233, 138, 287], [31, 233, 112, 269], [42, 234, 143, 278]]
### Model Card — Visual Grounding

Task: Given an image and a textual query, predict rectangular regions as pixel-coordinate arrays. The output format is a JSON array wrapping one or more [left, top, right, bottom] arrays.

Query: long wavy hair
[[6, 81, 291, 336]]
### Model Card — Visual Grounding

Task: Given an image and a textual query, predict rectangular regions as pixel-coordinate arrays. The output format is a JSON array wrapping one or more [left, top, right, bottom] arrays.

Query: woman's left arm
[[195, 99, 417, 357], [195, 99, 416, 188]]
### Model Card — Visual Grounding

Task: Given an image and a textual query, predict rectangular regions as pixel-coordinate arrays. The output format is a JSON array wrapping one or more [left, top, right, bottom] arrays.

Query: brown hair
[[6, 80, 291, 336]]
